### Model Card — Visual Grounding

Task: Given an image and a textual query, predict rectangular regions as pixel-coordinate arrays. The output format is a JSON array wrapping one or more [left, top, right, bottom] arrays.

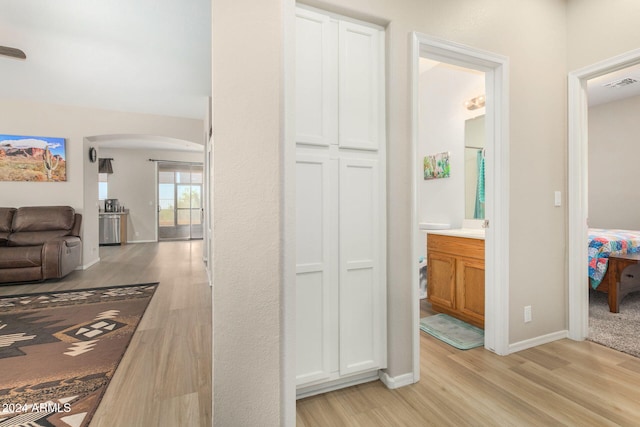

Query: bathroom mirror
[[464, 115, 485, 219]]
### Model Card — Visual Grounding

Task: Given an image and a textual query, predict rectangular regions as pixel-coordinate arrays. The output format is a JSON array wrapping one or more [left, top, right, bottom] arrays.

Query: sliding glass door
[[158, 162, 203, 240]]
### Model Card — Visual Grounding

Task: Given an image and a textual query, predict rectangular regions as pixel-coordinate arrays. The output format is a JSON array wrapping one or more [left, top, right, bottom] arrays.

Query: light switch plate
[[554, 191, 561, 207]]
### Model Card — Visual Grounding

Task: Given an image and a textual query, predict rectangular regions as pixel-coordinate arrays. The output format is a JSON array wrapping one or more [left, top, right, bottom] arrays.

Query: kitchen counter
[[99, 210, 129, 215]]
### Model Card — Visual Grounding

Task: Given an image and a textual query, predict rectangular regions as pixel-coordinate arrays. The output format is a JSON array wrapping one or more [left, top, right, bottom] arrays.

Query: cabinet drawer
[[427, 234, 484, 260]]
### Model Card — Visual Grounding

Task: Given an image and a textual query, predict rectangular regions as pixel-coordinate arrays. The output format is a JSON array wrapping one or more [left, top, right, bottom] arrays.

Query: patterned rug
[[0, 283, 158, 427]]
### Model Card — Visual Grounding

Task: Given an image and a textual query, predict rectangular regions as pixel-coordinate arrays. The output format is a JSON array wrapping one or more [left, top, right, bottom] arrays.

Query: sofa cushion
[[8, 230, 72, 247], [0, 208, 16, 232], [0, 246, 42, 269], [12, 206, 75, 232], [0, 232, 9, 246]]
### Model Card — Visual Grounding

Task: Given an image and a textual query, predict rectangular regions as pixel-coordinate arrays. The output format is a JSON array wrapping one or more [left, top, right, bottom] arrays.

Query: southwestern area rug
[[0, 283, 158, 427]]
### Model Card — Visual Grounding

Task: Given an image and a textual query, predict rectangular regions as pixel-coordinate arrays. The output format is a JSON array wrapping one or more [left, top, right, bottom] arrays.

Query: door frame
[[567, 48, 640, 340], [410, 33, 510, 381]]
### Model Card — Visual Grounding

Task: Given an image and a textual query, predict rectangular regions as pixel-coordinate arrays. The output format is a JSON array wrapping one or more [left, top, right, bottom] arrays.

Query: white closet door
[[295, 8, 337, 146], [338, 21, 382, 151], [295, 153, 334, 385], [339, 158, 385, 375]]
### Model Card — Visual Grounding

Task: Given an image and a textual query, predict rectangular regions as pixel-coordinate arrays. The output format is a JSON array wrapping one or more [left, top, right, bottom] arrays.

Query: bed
[[589, 228, 640, 312]]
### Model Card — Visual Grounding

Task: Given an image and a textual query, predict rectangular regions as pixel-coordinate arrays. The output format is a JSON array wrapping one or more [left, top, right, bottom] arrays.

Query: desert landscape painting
[[0, 134, 67, 182]]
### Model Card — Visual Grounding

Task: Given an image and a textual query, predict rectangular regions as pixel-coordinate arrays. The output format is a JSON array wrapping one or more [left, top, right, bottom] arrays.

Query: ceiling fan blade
[[0, 46, 27, 60]]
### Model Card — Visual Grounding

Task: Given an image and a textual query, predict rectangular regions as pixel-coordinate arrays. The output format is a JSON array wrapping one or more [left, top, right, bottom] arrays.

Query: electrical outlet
[[524, 305, 532, 323]]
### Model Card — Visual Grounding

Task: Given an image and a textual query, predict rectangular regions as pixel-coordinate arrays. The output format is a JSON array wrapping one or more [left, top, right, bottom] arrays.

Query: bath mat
[[420, 314, 484, 350], [0, 283, 158, 427]]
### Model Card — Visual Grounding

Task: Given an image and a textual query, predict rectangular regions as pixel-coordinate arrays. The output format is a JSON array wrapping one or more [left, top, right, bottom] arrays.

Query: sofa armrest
[[42, 236, 83, 279]]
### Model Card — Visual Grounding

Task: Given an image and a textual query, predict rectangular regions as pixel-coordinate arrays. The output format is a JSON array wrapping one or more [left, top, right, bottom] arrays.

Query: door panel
[[295, 8, 336, 147], [338, 21, 381, 151], [295, 153, 333, 385], [427, 252, 456, 310], [339, 158, 383, 375], [457, 257, 485, 324], [158, 164, 203, 240]]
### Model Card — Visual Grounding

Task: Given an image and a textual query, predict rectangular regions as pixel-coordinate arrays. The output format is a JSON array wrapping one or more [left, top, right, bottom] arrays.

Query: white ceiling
[[587, 63, 640, 107], [88, 134, 203, 152], [0, 0, 211, 120]]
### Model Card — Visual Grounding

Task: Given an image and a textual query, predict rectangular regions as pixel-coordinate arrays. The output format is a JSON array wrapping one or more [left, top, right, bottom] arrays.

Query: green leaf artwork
[[424, 152, 450, 180]]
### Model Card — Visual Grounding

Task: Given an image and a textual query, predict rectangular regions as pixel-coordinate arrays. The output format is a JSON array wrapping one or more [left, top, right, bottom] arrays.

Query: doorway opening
[[158, 162, 204, 241], [568, 49, 640, 340], [410, 33, 510, 381]]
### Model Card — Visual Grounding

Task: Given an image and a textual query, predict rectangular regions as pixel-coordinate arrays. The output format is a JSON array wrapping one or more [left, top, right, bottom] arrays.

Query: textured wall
[[211, 0, 285, 425]]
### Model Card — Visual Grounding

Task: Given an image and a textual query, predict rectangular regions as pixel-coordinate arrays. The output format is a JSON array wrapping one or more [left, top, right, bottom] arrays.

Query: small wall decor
[[0, 134, 67, 182], [424, 151, 450, 180]]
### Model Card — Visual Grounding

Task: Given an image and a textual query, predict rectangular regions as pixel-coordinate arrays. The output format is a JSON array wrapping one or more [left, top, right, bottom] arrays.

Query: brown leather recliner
[[0, 206, 82, 284]]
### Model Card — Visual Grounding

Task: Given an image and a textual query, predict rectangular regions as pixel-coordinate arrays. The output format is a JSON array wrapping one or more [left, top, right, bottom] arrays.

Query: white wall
[[211, 0, 285, 425], [588, 95, 640, 230], [97, 147, 203, 242], [0, 99, 204, 266], [567, 0, 640, 71], [213, 0, 569, 423], [418, 61, 485, 230]]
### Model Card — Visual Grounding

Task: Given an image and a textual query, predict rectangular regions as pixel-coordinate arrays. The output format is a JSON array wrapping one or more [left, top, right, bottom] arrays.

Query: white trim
[[567, 48, 640, 341], [154, 160, 159, 243], [379, 371, 414, 390], [296, 371, 380, 399], [410, 32, 510, 384], [80, 257, 100, 270], [508, 330, 569, 354], [282, 0, 297, 424], [126, 240, 157, 244]]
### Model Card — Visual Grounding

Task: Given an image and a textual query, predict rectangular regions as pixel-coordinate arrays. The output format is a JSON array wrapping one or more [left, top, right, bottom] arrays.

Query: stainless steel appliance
[[99, 214, 121, 245], [105, 198, 119, 212]]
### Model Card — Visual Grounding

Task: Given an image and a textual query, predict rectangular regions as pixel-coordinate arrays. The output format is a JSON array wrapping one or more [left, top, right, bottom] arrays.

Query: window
[[98, 173, 108, 200]]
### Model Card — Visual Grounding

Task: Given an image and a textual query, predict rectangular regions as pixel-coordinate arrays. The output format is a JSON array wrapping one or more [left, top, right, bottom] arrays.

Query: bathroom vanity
[[426, 229, 485, 328]]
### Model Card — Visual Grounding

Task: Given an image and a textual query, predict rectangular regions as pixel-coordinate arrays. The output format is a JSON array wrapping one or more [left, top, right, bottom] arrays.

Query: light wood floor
[[298, 299, 640, 426], [6, 249, 640, 426], [0, 241, 212, 427]]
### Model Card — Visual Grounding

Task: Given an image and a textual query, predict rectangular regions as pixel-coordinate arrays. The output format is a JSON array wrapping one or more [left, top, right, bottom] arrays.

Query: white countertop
[[99, 210, 129, 215], [425, 228, 485, 240]]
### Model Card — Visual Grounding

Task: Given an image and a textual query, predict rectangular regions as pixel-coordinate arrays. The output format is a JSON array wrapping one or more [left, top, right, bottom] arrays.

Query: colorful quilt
[[588, 228, 640, 288]]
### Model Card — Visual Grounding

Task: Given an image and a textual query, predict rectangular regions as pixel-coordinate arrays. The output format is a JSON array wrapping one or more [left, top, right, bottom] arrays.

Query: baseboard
[[127, 240, 156, 244], [296, 371, 380, 399], [508, 330, 568, 354], [379, 371, 415, 389], [80, 257, 100, 270]]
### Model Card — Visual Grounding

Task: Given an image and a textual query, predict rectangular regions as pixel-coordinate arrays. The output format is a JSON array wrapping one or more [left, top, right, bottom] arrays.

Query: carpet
[[0, 283, 158, 427], [589, 289, 640, 358], [420, 313, 484, 350]]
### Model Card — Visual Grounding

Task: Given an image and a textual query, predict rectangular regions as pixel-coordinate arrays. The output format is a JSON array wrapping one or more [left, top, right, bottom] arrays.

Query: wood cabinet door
[[427, 252, 456, 310], [456, 257, 485, 325]]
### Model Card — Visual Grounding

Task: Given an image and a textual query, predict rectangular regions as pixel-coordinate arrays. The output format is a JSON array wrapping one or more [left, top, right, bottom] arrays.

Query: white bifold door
[[295, 5, 386, 396]]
